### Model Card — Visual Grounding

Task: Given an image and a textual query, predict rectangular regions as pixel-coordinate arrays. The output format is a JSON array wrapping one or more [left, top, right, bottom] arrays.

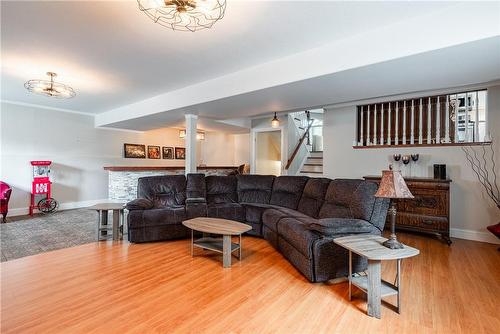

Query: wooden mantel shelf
[[363, 175, 452, 183], [104, 166, 237, 172]]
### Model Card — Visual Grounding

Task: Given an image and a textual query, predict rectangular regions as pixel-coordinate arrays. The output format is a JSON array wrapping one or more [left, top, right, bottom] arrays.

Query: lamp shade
[[375, 170, 414, 199]]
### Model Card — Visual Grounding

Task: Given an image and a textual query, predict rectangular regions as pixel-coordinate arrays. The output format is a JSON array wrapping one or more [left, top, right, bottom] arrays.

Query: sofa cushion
[[207, 203, 245, 222], [277, 217, 320, 259], [318, 179, 377, 220], [137, 175, 186, 208], [308, 218, 377, 236], [262, 207, 312, 233], [206, 175, 238, 204], [270, 176, 309, 209], [297, 178, 331, 218], [236, 175, 275, 204], [186, 173, 206, 199], [128, 207, 187, 229], [240, 202, 282, 225]]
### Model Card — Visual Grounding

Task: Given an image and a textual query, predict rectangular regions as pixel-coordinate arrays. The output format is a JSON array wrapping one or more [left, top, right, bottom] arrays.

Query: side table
[[88, 203, 125, 241], [334, 235, 419, 318]]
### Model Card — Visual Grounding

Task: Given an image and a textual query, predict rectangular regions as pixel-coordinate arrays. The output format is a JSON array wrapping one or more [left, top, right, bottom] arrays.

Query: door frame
[[250, 126, 287, 175]]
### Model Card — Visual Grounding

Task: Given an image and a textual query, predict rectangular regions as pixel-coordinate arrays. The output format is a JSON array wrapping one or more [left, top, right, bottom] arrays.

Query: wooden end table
[[88, 203, 125, 241], [182, 217, 252, 268], [334, 235, 419, 319]]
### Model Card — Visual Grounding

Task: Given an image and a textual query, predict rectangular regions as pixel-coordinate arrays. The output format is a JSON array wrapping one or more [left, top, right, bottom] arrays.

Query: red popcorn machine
[[29, 161, 58, 215]]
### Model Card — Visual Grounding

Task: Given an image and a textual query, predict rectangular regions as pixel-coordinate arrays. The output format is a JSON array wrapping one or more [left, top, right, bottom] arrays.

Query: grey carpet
[[0, 209, 109, 262]]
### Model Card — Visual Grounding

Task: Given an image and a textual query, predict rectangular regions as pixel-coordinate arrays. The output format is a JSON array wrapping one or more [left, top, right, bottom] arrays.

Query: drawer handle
[[423, 220, 434, 225]]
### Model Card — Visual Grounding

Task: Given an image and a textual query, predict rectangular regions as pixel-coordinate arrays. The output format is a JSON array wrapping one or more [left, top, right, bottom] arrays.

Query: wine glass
[[393, 154, 401, 162], [411, 154, 419, 162], [402, 155, 411, 177]]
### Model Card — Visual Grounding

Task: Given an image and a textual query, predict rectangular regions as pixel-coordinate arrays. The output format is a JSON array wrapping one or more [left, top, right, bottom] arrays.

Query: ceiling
[[1, 0, 455, 114]]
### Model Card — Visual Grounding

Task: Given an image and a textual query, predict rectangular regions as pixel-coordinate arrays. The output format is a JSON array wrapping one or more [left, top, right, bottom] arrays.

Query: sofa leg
[[1, 213, 6, 223]]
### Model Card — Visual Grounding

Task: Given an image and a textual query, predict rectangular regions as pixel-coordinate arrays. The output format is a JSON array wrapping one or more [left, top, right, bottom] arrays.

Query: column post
[[185, 114, 198, 175]]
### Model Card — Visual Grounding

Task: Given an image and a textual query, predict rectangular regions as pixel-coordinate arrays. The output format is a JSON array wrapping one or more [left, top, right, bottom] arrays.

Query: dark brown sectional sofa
[[126, 174, 390, 282]]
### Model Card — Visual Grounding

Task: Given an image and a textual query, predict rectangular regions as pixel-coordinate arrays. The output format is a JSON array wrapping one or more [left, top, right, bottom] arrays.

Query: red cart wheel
[[37, 198, 58, 214]]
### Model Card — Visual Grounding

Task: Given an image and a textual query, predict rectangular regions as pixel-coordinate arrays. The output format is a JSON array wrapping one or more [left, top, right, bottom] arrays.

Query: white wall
[[255, 131, 282, 176], [323, 85, 500, 244], [0, 102, 241, 214], [234, 133, 250, 166]]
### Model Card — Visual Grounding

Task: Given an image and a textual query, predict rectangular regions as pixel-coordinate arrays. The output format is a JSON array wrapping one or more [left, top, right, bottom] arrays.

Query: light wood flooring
[[1, 233, 499, 333]]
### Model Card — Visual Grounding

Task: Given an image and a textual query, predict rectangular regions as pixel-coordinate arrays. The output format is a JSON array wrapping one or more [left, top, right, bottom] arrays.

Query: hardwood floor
[[1, 233, 499, 333]]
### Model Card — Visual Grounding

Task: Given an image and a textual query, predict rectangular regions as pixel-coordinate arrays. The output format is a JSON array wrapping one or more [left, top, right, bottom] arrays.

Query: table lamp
[[375, 169, 414, 249]]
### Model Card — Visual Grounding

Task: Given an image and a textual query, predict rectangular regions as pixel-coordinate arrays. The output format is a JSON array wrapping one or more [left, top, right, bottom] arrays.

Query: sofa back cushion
[[186, 173, 206, 199], [318, 179, 377, 221], [297, 178, 331, 218], [206, 175, 238, 204], [137, 175, 186, 208], [269, 176, 309, 209], [236, 175, 275, 204]]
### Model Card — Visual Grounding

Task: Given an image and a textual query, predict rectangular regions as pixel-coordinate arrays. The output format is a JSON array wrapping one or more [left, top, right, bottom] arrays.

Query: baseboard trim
[[7, 199, 113, 217], [451, 228, 500, 245]]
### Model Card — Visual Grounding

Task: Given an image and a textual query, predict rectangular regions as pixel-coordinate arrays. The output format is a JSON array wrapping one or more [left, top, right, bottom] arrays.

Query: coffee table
[[334, 235, 419, 319], [182, 217, 252, 268], [88, 203, 125, 241]]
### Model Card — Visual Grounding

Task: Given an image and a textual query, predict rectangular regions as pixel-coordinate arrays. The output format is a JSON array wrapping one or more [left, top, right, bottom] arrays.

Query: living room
[[1, 1, 499, 333]]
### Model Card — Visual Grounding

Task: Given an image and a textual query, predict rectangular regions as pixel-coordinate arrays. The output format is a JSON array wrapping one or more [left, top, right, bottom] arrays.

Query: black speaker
[[433, 164, 447, 179]]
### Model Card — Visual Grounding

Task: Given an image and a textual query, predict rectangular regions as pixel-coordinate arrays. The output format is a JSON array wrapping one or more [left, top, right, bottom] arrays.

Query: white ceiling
[[1, 0, 456, 114]]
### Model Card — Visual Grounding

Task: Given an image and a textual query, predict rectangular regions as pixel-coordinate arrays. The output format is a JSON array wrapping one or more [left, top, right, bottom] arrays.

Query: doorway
[[254, 130, 282, 176]]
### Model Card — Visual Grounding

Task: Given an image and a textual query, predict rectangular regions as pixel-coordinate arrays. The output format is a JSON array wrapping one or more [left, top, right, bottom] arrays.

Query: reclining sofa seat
[[126, 174, 389, 283]]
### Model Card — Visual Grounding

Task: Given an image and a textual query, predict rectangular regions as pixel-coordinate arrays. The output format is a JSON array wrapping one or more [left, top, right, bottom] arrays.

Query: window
[[354, 89, 489, 147]]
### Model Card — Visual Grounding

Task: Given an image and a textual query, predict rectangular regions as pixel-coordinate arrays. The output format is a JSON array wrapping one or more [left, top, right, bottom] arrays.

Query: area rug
[[0, 209, 103, 262]]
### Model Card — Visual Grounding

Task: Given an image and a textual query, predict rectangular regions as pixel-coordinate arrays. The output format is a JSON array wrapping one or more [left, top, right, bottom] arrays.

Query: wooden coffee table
[[182, 217, 252, 268]]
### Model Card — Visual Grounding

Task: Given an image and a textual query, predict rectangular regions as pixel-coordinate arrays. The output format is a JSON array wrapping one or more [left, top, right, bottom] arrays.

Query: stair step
[[304, 163, 322, 166], [300, 171, 323, 174]]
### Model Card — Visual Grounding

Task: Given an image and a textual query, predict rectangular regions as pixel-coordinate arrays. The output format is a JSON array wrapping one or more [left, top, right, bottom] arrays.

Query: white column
[[427, 97, 432, 144], [444, 95, 450, 143], [387, 103, 391, 145], [367, 105, 371, 145], [474, 91, 479, 142], [360, 107, 364, 146], [418, 98, 423, 144], [436, 96, 441, 144], [402, 101, 407, 145], [410, 100, 415, 145], [395, 102, 399, 145], [373, 104, 377, 145], [185, 114, 198, 175], [380, 103, 384, 145]]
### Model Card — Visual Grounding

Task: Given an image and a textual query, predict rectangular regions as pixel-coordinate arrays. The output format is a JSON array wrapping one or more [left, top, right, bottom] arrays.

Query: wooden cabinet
[[364, 176, 452, 244]]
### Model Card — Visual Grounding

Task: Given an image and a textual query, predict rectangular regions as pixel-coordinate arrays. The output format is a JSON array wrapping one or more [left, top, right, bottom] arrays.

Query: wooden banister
[[285, 118, 313, 170]]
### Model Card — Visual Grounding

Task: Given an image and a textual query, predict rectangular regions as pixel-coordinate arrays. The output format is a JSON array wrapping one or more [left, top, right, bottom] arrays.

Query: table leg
[[120, 210, 125, 239], [112, 209, 120, 241], [367, 259, 382, 319], [96, 211, 101, 241], [101, 210, 108, 237], [191, 229, 194, 257], [397, 259, 401, 314], [223, 235, 231, 268], [348, 251, 352, 301]]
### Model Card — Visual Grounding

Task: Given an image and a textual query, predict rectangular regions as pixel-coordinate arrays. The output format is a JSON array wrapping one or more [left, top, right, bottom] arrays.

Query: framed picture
[[175, 147, 186, 160], [124, 143, 146, 159], [162, 146, 174, 159], [148, 145, 161, 159]]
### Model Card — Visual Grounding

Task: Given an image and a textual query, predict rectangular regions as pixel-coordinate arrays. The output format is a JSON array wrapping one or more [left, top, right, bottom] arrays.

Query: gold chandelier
[[137, 0, 226, 32], [24, 72, 76, 99]]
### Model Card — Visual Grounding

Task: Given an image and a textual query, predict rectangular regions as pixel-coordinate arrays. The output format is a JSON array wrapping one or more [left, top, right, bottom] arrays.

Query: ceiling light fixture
[[179, 129, 205, 140], [24, 72, 76, 99], [137, 0, 226, 32], [271, 112, 280, 128]]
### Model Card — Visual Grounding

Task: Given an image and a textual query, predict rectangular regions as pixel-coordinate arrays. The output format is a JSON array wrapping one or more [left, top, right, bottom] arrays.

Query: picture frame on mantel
[[124, 143, 146, 159], [162, 147, 174, 159], [175, 147, 185, 160], [148, 145, 161, 159]]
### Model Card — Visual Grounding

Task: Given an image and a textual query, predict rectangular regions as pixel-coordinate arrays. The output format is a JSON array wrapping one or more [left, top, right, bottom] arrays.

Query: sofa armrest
[[308, 218, 377, 236], [125, 198, 154, 211]]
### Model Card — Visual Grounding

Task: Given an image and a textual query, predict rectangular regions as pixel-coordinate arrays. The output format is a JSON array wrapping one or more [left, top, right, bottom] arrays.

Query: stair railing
[[285, 112, 313, 170]]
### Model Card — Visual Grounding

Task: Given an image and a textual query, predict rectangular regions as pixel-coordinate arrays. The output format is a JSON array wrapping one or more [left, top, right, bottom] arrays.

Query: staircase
[[300, 151, 323, 176]]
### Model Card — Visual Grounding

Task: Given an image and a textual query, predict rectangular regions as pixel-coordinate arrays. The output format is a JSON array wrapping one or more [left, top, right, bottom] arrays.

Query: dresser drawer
[[395, 213, 448, 232], [397, 189, 448, 217]]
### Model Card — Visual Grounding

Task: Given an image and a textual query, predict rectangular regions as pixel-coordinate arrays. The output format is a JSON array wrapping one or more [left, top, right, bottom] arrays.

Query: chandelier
[[137, 0, 226, 32], [24, 72, 76, 99]]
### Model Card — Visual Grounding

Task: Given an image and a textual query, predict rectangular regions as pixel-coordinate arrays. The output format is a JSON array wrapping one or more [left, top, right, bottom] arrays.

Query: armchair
[[1, 181, 12, 223]]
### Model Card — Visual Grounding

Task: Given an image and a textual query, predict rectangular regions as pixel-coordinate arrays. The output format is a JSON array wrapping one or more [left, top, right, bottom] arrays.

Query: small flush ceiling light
[[271, 112, 280, 128], [24, 72, 76, 99], [137, 0, 226, 32]]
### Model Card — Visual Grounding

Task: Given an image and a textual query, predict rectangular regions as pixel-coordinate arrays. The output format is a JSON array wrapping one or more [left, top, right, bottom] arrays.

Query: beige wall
[[323, 85, 500, 244], [0, 102, 243, 214], [255, 131, 282, 175], [233, 133, 250, 166]]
